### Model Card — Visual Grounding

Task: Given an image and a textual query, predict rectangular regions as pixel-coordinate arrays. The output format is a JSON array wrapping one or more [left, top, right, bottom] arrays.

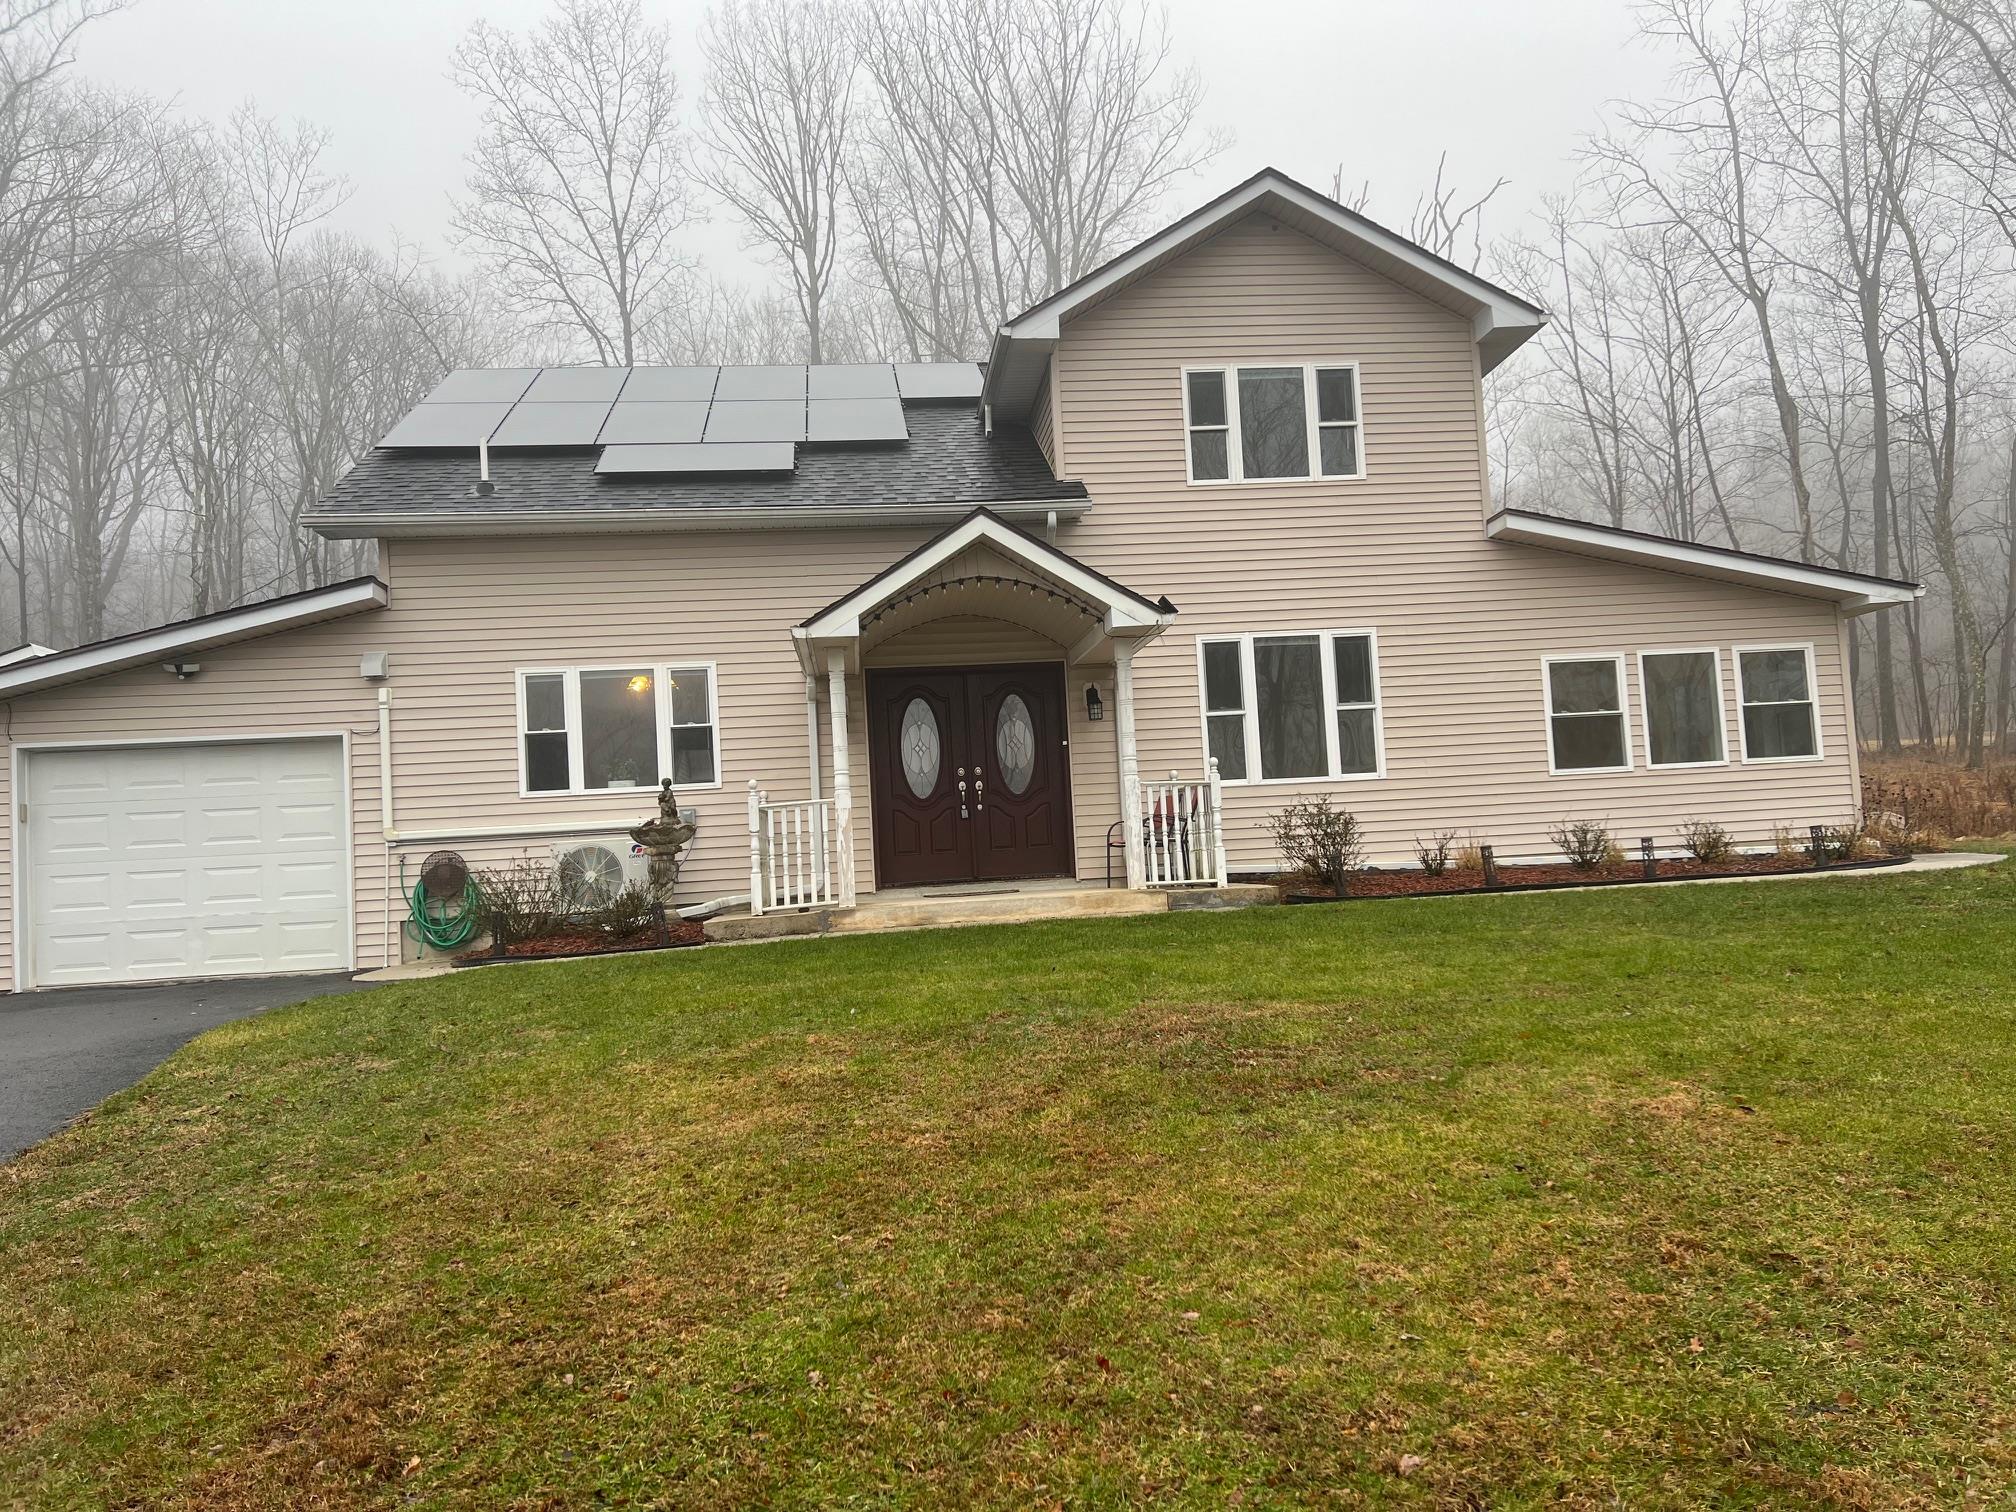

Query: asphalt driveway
[[1, 973, 370, 1161]]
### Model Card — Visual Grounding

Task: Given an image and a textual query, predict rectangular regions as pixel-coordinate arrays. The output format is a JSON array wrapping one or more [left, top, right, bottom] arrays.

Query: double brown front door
[[867, 664, 1075, 888]]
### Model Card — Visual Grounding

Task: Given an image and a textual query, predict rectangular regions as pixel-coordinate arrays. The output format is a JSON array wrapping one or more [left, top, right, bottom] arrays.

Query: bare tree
[[697, 0, 853, 362], [847, 0, 1223, 357], [451, 0, 696, 364], [1593, 0, 1822, 563]]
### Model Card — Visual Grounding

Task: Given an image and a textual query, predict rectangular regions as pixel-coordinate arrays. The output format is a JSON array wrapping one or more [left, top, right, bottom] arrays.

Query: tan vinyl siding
[[1029, 365, 1058, 474], [1044, 211, 1863, 868], [0, 528, 1131, 987]]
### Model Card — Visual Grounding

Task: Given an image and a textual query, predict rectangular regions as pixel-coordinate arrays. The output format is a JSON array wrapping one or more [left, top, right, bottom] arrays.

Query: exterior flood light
[[1085, 684, 1104, 721], [163, 660, 201, 681]]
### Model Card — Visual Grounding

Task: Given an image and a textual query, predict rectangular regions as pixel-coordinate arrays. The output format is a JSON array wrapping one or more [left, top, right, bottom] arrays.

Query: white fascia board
[[798, 513, 1170, 645], [1487, 512, 1920, 614], [0, 579, 389, 699], [308, 499, 1089, 540]]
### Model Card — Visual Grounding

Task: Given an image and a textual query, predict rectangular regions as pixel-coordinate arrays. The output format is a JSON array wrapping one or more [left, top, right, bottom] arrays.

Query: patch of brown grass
[[1862, 754, 2016, 840]]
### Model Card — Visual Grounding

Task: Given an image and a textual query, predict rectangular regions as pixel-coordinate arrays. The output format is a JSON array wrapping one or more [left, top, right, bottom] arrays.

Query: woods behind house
[[2, 0, 2013, 762]]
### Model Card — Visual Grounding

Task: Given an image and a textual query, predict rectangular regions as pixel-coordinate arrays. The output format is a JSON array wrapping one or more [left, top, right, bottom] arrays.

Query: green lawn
[[5, 864, 2016, 1508]]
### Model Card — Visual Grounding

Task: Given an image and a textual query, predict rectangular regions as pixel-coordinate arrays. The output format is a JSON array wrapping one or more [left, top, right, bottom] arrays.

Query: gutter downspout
[[379, 686, 396, 968]]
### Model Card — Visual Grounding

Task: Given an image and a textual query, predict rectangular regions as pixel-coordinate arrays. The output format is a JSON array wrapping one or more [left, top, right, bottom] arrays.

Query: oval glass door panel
[[899, 697, 941, 799], [995, 693, 1036, 795]]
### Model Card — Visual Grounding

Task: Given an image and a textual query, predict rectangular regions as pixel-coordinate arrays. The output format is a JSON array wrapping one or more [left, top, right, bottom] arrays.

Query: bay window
[[1182, 363, 1365, 484], [1198, 630, 1385, 782], [1545, 656, 1630, 773], [518, 662, 720, 796], [1736, 645, 1820, 760], [1639, 649, 1726, 767]]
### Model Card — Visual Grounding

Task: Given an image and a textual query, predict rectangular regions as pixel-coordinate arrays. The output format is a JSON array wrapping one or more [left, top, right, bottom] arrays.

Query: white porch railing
[[1134, 758, 1229, 888], [747, 781, 838, 914]]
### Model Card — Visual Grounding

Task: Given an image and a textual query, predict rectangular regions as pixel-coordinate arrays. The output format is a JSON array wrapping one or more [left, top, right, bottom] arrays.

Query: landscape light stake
[[1641, 837, 1657, 880], [1481, 845, 1500, 888], [1809, 824, 1826, 869]]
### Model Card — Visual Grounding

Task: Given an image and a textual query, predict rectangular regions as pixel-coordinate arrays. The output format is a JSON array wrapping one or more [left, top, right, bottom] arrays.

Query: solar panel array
[[381, 362, 984, 477]]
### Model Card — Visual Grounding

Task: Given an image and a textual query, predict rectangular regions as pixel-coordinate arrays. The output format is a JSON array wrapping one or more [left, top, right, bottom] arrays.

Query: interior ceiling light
[[628, 674, 652, 694]]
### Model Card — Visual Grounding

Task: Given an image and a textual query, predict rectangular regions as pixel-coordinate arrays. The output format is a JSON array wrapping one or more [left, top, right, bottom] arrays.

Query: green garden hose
[[407, 877, 484, 951]]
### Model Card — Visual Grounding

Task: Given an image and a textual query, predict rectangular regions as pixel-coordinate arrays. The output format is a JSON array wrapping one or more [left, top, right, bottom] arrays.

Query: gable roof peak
[[983, 165, 1548, 420]]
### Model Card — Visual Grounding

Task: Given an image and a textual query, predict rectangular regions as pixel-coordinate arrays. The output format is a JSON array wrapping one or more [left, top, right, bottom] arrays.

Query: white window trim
[[1194, 628, 1387, 785], [1733, 642, 1824, 764], [1636, 646, 1730, 770], [1542, 652, 1634, 776], [515, 660, 723, 799], [1179, 361, 1367, 486]]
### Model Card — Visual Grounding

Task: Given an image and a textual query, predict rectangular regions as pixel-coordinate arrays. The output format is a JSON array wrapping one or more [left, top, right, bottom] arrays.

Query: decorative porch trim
[[792, 507, 1175, 675]]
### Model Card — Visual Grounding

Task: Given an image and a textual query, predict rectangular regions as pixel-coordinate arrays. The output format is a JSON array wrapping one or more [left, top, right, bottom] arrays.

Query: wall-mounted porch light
[[1085, 683, 1104, 721]]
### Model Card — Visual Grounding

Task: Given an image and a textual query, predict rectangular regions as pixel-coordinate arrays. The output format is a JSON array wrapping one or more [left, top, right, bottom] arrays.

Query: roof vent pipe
[[474, 439, 495, 498], [983, 401, 992, 438]]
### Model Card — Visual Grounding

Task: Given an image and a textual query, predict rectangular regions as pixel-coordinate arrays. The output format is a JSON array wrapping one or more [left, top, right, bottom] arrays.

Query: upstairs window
[[1198, 630, 1385, 783], [1182, 363, 1365, 484], [1737, 645, 1820, 761], [1545, 655, 1630, 773]]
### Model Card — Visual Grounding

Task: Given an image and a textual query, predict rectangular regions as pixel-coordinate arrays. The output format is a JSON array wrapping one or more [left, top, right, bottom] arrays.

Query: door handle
[[958, 776, 969, 819], [974, 775, 985, 811]]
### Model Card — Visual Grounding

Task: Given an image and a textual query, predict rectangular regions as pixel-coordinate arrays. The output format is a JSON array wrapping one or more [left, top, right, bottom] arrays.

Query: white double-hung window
[[1198, 630, 1384, 783], [1735, 644, 1821, 760], [1182, 363, 1364, 484], [517, 663, 720, 796], [1543, 655, 1631, 773]]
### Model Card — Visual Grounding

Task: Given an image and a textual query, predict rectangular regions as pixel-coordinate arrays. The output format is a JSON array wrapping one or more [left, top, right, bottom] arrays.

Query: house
[[0, 169, 1918, 991]]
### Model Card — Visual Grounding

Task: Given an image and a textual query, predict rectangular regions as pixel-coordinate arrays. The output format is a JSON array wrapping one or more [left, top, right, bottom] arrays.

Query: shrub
[[1452, 839, 1485, 875], [1549, 817, 1614, 871], [1414, 830, 1456, 876], [1677, 818, 1734, 865], [1268, 796, 1366, 892], [586, 882, 660, 938], [473, 856, 569, 946]]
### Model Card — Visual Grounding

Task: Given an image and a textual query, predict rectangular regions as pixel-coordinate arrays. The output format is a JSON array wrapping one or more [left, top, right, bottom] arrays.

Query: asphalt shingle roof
[[309, 405, 1083, 521]]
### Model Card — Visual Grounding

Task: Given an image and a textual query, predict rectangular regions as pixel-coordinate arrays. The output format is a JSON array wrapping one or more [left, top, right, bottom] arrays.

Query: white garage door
[[23, 738, 351, 988]]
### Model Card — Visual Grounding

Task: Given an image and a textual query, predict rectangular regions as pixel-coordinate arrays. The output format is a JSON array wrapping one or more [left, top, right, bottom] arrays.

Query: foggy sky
[[73, 0, 1674, 290]]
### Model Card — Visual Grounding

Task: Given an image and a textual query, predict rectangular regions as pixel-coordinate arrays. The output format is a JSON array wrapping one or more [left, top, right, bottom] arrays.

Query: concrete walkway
[[1, 973, 370, 1161]]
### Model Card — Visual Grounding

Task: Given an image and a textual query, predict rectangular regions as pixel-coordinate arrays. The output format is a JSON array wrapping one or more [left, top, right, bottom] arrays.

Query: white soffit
[[0, 578, 390, 698], [1486, 510, 1921, 614]]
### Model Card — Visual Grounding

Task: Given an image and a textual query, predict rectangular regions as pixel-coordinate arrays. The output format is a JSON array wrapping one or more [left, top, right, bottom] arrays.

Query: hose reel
[[407, 849, 483, 951]]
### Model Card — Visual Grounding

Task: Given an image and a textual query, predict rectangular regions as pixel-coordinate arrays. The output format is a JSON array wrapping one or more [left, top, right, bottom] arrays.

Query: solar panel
[[595, 442, 796, 475], [421, 369, 539, 404], [806, 396, 908, 443], [621, 366, 719, 401], [489, 400, 616, 447], [714, 364, 807, 401], [523, 366, 629, 402], [378, 401, 514, 448], [597, 401, 710, 445], [894, 362, 984, 401], [704, 400, 807, 443], [808, 364, 897, 400]]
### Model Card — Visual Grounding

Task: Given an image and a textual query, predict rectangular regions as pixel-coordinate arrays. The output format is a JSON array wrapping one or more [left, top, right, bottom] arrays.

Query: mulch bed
[[1281, 851, 1909, 902], [455, 920, 707, 966]]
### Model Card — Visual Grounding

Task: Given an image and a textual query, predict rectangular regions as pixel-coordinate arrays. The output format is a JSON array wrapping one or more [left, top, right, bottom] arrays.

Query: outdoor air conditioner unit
[[550, 835, 652, 908]]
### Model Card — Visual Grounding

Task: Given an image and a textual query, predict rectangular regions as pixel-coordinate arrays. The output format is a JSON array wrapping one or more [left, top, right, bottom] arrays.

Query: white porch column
[[825, 649, 857, 907], [1115, 638, 1145, 888]]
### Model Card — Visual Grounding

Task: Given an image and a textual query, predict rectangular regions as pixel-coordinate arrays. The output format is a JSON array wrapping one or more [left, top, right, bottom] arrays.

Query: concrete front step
[[703, 880, 1278, 944]]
